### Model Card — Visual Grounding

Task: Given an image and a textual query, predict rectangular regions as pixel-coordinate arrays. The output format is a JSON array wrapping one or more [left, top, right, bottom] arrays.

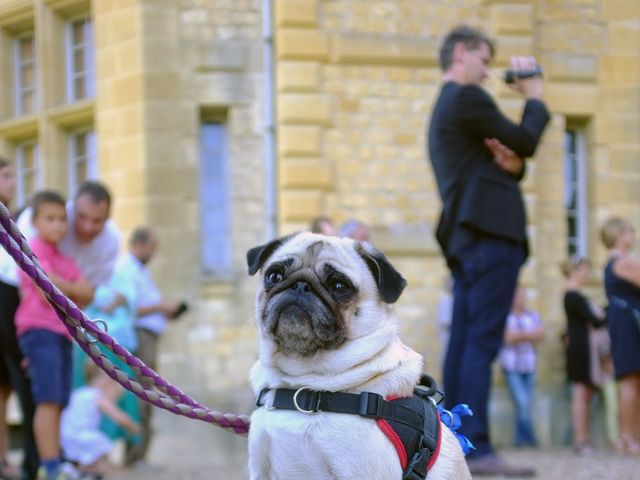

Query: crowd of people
[[0, 157, 184, 480]]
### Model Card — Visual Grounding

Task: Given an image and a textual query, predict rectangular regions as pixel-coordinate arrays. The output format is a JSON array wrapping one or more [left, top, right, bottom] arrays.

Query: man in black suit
[[428, 25, 550, 476]]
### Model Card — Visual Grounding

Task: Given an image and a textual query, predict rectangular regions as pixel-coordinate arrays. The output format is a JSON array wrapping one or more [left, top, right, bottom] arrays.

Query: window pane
[[74, 77, 86, 99], [73, 49, 85, 73], [75, 132, 87, 155], [24, 171, 35, 196], [20, 37, 34, 60], [21, 91, 35, 114], [21, 64, 35, 88], [73, 21, 85, 45], [76, 159, 87, 183], [23, 146, 34, 170]]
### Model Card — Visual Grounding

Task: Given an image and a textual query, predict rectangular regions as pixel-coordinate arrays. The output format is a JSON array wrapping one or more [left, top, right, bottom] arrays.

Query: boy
[[15, 190, 93, 480]]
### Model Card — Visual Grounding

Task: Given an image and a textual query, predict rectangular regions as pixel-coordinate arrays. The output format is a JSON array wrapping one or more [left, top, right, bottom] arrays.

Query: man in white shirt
[[119, 226, 180, 465], [17, 181, 120, 289]]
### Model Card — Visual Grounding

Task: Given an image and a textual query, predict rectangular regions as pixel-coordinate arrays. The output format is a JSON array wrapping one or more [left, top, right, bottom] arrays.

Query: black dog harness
[[256, 375, 443, 480]]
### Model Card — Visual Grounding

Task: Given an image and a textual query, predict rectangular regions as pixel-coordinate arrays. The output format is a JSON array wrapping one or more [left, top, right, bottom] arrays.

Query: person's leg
[[0, 384, 10, 460], [19, 330, 68, 476], [124, 328, 158, 465], [520, 372, 538, 446], [618, 373, 640, 451], [443, 271, 467, 407], [454, 238, 524, 458], [503, 370, 528, 446], [33, 403, 62, 461], [571, 382, 594, 448], [0, 282, 39, 478]]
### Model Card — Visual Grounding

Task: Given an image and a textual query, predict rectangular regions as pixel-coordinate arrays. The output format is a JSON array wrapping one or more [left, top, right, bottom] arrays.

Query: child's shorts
[[19, 329, 72, 407]]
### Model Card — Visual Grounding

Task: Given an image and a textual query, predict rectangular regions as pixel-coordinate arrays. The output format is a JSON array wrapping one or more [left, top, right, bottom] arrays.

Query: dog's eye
[[265, 270, 284, 286], [328, 277, 352, 297]]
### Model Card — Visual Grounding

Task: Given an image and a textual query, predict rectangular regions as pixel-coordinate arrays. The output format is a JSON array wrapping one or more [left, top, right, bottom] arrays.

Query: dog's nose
[[291, 281, 312, 294]]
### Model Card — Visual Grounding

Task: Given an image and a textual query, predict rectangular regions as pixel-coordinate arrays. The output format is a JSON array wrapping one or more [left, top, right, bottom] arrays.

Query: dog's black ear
[[356, 244, 407, 304], [247, 234, 297, 276]]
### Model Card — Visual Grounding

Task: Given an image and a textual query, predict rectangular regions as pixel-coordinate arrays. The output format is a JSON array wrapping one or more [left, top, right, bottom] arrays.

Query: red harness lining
[[376, 396, 441, 472]]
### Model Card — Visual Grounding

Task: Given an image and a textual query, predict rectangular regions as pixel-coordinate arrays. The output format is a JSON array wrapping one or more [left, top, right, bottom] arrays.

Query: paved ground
[[108, 408, 640, 480]]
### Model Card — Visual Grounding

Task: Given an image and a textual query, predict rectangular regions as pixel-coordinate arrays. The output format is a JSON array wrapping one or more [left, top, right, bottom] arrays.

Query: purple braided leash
[[0, 202, 250, 435]]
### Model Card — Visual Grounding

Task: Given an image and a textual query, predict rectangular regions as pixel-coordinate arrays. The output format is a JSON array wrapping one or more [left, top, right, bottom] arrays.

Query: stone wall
[[273, 0, 640, 446]]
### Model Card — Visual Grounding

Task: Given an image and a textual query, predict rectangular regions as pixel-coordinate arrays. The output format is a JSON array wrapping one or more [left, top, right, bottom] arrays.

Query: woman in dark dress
[[601, 217, 640, 455], [561, 257, 606, 454]]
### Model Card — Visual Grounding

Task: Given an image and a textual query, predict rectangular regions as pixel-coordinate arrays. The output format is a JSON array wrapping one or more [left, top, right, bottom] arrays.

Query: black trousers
[[0, 280, 38, 479], [444, 237, 525, 458]]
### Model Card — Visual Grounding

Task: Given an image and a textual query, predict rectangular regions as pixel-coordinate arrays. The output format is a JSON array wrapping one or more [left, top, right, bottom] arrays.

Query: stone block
[[594, 113, 640, 144], [490, 4, 534, 35], [543, 82, 598, 115], [493, 36, 534, 66], [600, 55, 640, 83], [275, 0, 318, 27], [332, 34, 438, 67], [609, 23, 640, 55], [610, 146, 640, 174], [278, 125, 322, 156], [110, 74, 143, 107], [197, 41, 247, 71], [192, 73, 252, 105], [279, 190, 323, 221], [277, 62, 320, 92], [277, 29, 329, 61], [277, 93, 331, 125], [602, 0, 640, 21], [279, 159, 333, 189], [600, 85, 640, 114], [542, 53, 598, 82]]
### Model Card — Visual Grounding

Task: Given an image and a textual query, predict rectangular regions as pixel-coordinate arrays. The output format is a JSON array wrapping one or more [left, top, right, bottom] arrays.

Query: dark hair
[[31, 190, 66, 219], [75, 181, 112, 212], [439, 25, 495, 71], [130, 226, 155, 246], [0, 156, 10, 170]]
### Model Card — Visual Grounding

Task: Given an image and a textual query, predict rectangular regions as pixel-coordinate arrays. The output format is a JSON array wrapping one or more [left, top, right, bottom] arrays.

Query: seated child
[[61, 361, 140, 477]]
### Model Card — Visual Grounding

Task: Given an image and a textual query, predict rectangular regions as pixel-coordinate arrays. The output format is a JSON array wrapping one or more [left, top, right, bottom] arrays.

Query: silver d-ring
[[292, 387, 318, 414], [87, 319, 108, 345]]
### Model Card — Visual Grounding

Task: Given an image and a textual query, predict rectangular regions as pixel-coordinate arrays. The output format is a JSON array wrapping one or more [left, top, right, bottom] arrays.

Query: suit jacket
[[427, 81, 551, 264]]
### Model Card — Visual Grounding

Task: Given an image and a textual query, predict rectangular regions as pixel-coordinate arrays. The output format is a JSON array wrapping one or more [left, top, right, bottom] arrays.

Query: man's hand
[[158, 301, 180, 318], [509, 56, 543, 99], [484, 138, 524, 176]]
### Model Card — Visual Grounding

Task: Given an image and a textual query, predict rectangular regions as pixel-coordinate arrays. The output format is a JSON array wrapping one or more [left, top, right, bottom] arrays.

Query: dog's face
[[247, 232, 407, 358]]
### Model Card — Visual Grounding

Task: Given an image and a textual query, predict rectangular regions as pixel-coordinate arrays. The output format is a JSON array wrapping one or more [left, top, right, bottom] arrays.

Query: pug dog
[[247, 232, 471, 480]]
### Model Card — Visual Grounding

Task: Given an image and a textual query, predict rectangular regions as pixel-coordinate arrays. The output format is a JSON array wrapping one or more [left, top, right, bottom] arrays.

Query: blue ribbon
[[437, 403, 475, 455]]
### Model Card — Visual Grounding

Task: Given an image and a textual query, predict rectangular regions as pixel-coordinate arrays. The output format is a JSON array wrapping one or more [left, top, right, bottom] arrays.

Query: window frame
[[564, 128, 588, 257], [199, 121, 232, 277], [13, 32, 37, 116], [68, 128, 98, 193], [65, 14, 95, 102], [15, 140, 40, 208]]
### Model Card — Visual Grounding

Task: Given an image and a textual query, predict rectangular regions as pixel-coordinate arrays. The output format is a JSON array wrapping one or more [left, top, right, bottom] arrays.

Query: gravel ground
[[108, 409, 639, 480]]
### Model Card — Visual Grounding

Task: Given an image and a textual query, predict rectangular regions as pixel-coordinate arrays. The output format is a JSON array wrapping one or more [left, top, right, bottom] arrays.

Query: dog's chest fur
[[249, 396, 403, 479]]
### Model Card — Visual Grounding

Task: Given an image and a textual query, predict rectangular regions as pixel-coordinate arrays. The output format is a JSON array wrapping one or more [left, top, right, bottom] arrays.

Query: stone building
[[0, 0, 638, 446]]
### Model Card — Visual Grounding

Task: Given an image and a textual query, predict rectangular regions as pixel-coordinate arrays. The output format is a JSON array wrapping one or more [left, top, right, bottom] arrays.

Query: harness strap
[[257, 374, 444, 480], [258, 388, 425, 432]]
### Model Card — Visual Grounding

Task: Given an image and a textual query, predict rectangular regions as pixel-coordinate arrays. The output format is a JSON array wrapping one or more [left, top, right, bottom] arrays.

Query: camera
[[503, 65, 543, 84]]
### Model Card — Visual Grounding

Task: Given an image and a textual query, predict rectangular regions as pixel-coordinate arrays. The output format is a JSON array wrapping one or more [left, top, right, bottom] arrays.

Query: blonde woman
[[601, 217, 640, 455]]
